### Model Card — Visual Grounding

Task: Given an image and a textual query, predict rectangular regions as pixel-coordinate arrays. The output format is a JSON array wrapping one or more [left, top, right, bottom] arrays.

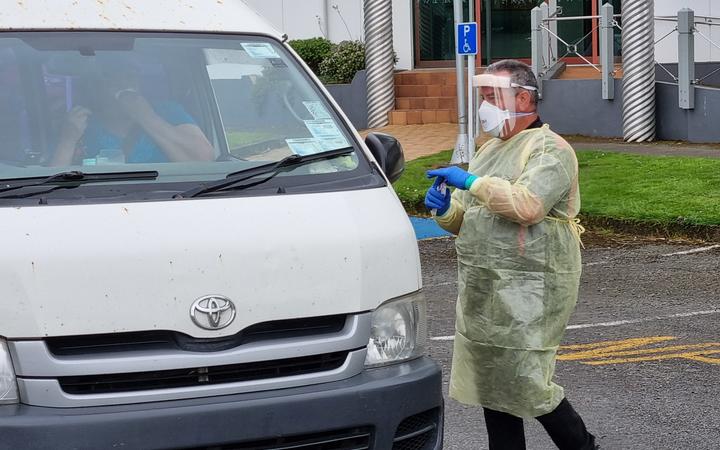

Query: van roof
[[0, 0, 282, 38]]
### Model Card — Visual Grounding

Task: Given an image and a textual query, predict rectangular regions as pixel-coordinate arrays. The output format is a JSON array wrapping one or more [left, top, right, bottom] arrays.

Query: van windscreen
[[0, 32, 377, 204]]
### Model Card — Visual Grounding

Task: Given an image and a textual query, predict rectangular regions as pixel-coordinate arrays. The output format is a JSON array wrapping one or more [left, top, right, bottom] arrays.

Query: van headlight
[[365, 291, 427, 367], [0, 339, 19, 405]]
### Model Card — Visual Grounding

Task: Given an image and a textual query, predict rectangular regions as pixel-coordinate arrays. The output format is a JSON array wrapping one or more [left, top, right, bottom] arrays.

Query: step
[[388, 109, 457, 125], [395, 84, 458, 98], [395, 97, 457, 110], [395, 71, 457, 86]]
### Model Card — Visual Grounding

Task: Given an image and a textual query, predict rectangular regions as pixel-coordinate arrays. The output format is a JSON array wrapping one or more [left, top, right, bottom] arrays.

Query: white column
[[622, 0, 656, 142], [364, 0, 395, 129]]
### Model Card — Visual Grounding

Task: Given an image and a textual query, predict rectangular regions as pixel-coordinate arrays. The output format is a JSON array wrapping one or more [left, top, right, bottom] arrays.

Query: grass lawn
[[394, 150, 720, 227]]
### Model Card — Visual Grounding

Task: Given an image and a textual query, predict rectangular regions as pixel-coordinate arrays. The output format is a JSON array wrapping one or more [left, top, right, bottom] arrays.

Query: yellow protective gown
[[435, 124, 582, 418]]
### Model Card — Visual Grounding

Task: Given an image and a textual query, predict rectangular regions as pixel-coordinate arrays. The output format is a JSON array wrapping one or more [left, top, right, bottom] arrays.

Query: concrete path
[[361, 123, 490, 161]]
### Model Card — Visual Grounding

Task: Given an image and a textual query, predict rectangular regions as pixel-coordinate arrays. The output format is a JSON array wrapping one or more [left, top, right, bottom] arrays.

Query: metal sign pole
[[455, 19, 478, 165], [467, 0, 476, 162], [451, 0, 468, 164], [467, 55, 474, 162]]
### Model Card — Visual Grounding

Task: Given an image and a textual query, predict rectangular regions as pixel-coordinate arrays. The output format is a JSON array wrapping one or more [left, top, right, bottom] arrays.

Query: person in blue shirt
[[52, 69, 214, 165]]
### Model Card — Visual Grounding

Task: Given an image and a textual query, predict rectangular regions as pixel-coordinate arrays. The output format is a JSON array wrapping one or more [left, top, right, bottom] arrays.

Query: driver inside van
[[51, 68, 214, 165]]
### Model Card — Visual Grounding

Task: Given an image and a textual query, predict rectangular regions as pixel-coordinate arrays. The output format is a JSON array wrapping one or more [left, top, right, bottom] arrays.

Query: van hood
[[0, 188, 421, 339]]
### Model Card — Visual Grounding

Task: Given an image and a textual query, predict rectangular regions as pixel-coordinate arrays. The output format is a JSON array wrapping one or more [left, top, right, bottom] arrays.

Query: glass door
[[556, 0, 593, 60], [414, 0, 470, 68], [605, 0, 622, 59], [478, 0, 612, 65], [555, 0, 621, 64], [480, 0, 538, 64]]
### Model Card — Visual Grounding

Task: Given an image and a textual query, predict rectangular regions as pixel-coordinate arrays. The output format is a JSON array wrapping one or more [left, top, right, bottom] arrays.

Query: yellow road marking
[[582, 349, 720, 366], [558, 337, 720, 366], [686, 355, 720, 364], [559, 337, 675, 357]]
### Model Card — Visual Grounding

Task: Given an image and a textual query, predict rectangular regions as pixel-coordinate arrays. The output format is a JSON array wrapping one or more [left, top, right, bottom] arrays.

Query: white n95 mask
[[478, 101, 510, 138], [478, 101, 534, 139]]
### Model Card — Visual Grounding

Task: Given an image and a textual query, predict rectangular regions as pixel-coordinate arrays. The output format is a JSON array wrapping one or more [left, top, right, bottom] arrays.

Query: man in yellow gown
[[425, 60, 598, 450]]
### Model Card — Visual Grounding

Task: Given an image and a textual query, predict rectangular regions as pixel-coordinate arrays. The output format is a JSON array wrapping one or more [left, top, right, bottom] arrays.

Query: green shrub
[[288, 37, 334, 74], [319, 40, 366, 84]]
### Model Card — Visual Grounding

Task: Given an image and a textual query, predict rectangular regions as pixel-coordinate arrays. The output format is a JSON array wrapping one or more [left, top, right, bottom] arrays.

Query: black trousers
[[483, 398, 597, 450]]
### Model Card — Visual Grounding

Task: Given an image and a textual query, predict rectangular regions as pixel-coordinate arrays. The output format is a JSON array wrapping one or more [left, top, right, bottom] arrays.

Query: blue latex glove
[[424, 177, 451, 216], [426, 166, 477, 190]]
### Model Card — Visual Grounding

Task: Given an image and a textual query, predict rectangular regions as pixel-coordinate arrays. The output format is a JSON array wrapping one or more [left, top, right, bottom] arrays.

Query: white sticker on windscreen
[[285, 138, 324, 156], [241, 43, 280, 59], [303, 101, 332, 120], [304, 119, 349, 150]]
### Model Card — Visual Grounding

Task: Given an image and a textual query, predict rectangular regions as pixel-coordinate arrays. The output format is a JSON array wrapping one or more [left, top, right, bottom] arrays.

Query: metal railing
[[653, 9, 720, 110], [531, 3, 622, 100], [532, 4, 720, 111]]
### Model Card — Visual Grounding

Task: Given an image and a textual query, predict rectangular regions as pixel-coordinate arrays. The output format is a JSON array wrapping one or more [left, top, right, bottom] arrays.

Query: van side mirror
[[364, 132, 405, 183]]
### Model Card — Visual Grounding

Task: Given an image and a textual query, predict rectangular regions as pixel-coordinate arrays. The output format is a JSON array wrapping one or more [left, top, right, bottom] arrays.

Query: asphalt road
[[420, 236, 720, 450]]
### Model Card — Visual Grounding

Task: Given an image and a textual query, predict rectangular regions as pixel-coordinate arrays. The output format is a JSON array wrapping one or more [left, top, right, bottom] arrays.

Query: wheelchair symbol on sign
[[458, 23, 477, 55]]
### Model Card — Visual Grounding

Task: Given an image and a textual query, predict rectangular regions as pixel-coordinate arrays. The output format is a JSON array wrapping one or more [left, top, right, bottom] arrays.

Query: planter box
[[324, 70, 368, 130]]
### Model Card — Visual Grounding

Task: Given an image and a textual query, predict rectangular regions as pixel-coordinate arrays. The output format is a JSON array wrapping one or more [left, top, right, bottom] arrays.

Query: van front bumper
[[0, 356, 443, 450]]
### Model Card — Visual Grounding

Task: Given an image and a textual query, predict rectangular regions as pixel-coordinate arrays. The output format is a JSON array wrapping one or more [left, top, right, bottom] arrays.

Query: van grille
[[392, 408, 440, 450], [181, 427, 373, 450], [45, 315, 348, 355], [58, 351, 349, 395]]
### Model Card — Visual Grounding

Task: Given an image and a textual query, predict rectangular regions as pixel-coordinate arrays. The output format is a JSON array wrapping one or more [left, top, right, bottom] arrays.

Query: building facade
[[243, 0, 719, 69]]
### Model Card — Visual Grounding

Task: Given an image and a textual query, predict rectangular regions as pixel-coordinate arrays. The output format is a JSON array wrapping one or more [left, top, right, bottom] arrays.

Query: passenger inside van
[[51, 67, 214, 166]]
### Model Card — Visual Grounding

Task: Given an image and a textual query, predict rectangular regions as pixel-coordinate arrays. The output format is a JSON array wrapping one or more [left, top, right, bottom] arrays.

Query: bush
[[319, 40, 366, 84], [288, 37, 334, 74]]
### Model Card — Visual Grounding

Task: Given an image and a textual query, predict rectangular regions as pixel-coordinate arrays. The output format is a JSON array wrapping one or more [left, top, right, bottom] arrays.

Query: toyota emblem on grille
[[190, 295, 236, 330]]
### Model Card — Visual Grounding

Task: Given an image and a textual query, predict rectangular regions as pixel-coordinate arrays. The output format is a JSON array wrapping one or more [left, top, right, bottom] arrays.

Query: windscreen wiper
[[178, 147, 355, 199], [0, 170, 159, 197]]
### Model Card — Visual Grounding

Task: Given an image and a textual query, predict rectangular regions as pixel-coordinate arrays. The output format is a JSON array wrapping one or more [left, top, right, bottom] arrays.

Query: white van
[[0, 1, 443, 449]]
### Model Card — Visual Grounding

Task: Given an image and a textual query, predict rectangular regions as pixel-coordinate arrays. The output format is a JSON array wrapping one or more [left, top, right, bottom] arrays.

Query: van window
[[0, 33, 380, 205]]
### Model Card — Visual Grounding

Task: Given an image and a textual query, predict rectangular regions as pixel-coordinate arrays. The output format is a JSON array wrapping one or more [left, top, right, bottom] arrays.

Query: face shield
[[474, 73, 538, 139]]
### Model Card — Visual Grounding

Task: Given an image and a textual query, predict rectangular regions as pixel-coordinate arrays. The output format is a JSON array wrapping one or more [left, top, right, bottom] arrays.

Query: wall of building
[[242, 0, 414, 71], [241, 1, 720, 71], [656, 82, 720, 143], [325, 70, 369, 129], [538, 79, 623, 138], [654, 0, 718, 63], [538, 77, 720, 143], [392, 0, 414, 72], [242, 0, 363, 42], [655, 62, 720, 87]]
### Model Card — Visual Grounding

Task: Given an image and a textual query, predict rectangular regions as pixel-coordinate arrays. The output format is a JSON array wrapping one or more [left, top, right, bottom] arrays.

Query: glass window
[[0, 33, 374, 204], [556, 0, 593, 57], [485, 0, 537, 60], [0, 49, 32, 163], [416, 0, 470, 63]]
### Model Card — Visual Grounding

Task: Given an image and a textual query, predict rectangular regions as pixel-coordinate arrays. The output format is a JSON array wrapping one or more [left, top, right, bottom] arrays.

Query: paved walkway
[[361, 123, 720, 161], [361, 123, 490, 161]]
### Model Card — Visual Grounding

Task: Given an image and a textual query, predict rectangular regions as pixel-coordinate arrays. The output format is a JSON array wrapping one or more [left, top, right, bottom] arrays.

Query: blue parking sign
[[457, 22, 478, 55]]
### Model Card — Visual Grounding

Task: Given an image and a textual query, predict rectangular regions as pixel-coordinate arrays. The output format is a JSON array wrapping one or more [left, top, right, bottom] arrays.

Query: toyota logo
[[190, 295, 236, 330]]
